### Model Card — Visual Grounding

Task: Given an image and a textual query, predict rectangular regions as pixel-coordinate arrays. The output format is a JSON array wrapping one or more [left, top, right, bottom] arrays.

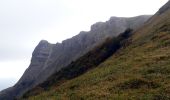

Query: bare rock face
[[35, 15, 151, 85], [0, 40, 54, 99], [17, 40, 54, 85], [0, 15, 151, 100]]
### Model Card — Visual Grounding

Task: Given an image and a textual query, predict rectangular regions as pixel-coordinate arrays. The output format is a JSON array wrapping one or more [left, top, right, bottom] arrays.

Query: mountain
[[0, 15, 151, 100], [23, 1, 170, 99], [0, 15, 150, 100], [23, 29, 133, 98]]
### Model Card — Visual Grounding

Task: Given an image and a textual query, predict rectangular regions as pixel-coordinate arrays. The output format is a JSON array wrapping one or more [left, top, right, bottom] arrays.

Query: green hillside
[[24, 3, 170, 100]]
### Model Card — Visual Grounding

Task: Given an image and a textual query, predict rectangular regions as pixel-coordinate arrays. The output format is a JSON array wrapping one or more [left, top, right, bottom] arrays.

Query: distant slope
[[26, 1, 170, 99], [0, 15, 151, 100]]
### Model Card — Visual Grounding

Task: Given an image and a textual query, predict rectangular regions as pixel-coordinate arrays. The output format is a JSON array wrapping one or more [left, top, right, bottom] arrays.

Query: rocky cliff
[[24, 0, 170, 99], [0, 15, 151, 99]]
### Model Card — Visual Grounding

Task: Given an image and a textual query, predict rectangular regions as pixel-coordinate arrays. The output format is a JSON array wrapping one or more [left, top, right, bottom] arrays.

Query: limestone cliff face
[[35, 15, 151, 85], [0, 40, 54, 99], [17, 40, 54, 85], [23, 1, 170, 99], [0, 15, 151, 99]]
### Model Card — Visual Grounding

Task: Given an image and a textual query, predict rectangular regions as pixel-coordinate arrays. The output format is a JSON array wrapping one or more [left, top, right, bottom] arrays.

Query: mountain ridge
[[0, 15, 151, 100], [23, 29, 133, 98], [24, 1, 170, 99]]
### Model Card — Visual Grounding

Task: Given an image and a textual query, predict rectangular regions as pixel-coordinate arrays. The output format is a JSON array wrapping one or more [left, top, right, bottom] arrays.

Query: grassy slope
[[27, 9, 170, 100]]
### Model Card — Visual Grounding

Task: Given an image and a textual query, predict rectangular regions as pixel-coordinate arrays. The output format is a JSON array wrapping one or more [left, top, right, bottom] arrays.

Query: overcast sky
[[0, 0, 168, 91]]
